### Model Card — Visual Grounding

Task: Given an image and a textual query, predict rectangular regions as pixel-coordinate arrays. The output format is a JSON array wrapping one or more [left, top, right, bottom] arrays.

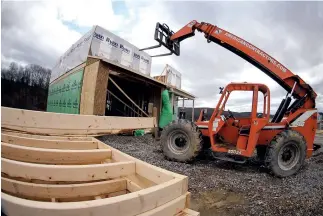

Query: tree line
[[1, 62, 51, 110]]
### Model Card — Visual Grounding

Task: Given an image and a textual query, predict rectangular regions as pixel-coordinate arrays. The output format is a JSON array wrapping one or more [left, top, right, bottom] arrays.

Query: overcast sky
[[2, 1, 323, 113]]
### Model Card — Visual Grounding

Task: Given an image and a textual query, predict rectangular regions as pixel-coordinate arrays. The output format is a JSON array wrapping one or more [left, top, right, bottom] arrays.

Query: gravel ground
[[99, 134, 323, 216]]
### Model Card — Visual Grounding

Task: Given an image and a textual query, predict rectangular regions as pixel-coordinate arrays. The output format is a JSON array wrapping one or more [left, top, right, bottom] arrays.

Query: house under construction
[[47, 25, 195, 127]]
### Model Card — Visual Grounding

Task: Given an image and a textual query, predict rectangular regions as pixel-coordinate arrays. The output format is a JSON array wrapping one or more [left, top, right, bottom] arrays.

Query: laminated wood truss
[[1, 107, 199, 216], [1, 107, 155, 136]]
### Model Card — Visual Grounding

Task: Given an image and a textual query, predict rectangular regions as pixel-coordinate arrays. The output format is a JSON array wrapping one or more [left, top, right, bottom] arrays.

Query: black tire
[[160, 119, 203, 162], [202, 136, 211, 149], [256, 145, 267, 161], [265, 130, 306, 177]]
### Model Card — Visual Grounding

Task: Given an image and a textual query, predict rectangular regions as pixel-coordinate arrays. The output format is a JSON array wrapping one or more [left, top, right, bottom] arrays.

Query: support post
[[152, 107, 159, 140]]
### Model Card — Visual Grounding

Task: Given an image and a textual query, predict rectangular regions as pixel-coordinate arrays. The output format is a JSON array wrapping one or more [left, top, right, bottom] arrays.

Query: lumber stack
[[1, 108, 199, 216]]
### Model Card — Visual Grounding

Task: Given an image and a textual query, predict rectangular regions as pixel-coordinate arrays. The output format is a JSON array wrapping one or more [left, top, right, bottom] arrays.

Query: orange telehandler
[[141, 21, 318, 177]]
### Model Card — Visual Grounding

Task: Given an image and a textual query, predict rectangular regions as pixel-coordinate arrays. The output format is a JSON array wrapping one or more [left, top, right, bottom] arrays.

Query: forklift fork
[[140, 23, 180, 57]]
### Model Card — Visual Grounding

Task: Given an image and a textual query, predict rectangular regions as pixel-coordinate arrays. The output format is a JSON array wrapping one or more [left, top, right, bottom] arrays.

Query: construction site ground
[[99, 132, 323, 216]]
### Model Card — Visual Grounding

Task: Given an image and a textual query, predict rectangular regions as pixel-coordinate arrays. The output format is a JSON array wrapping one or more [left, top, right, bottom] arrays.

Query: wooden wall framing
[[79, 58, 164, 126], [48, 57, 194, 128]]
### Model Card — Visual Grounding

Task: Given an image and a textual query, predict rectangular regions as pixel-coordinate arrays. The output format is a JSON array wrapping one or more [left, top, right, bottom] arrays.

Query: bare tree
[[1, 62, 52, 110]]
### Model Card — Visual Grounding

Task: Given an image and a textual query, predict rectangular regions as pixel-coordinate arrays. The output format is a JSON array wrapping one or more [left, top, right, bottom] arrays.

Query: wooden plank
[[2, 134, 98, 150], [80, 60, 109, 115], [185, 191, 191, 208], [86, 56, 100, 66], [126, 174, 156, 189], [1, 177, 127, 199], [153, 87, 162, 127], [136, 161, 176, 184], [80, 61, 100, 115], [1, 158, 135, 182], [57, 190, 127, 202], [98, 140, 188, 194], [126, 178, 142, 192], [138, 193, 188, 216], [97, 140, 185, 185], [1, 177, 186, 216], [99, 139, 187, 186], [107, 190, 127, 198], [93, 61, 109, 115], [152, 106, 159, 138], [97, 141, 134, 162], [1, 142, 111, 165], [95, 196, 102, 200], [1, 131, 93, 141], [1, 107, 155, 136], [181, 209, 200, 216]]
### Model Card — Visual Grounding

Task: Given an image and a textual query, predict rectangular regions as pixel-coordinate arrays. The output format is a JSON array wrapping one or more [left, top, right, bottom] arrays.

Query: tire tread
[[161, 119, 203, 162], [265, 130, 306, 177]]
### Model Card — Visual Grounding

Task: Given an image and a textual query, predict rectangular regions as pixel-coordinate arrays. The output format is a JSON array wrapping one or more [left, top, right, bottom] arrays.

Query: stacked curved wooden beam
[[1, 107, 199, 216]]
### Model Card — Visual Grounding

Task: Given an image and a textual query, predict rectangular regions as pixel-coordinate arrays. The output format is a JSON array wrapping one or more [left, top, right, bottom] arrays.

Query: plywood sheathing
[[86, 57, 100, 66], [80, 60, 109, 115], [80, 61, 100, 114], [94, 61, 110, 115]]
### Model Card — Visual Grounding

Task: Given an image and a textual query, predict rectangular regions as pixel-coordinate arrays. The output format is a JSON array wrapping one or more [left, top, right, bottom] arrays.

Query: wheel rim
[[167, 130, 190, 155], [278, 142, 300, 171]]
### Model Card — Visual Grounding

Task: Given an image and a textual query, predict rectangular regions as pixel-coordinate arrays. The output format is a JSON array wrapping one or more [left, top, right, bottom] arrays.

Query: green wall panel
[[47, 68, 84, 114]]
